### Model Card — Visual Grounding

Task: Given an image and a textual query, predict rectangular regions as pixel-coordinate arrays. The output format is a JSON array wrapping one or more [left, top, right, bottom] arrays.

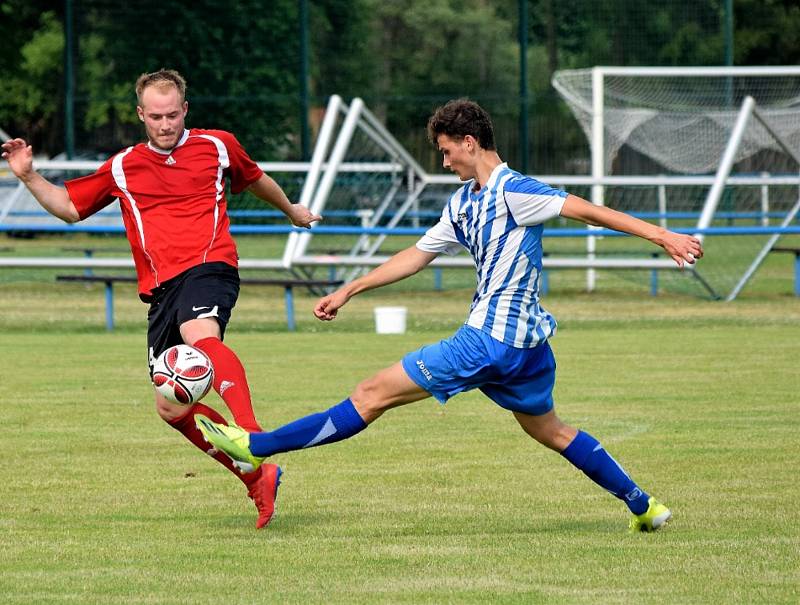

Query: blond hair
[[135, 69, 187, 105]]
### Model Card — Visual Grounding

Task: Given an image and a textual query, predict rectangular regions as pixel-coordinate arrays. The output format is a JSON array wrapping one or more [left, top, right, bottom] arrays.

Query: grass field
[[1, 233, 799, 604]]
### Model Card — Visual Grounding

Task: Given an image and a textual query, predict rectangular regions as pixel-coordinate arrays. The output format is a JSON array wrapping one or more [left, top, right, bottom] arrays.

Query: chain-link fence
[[1, 0, 757, 175]]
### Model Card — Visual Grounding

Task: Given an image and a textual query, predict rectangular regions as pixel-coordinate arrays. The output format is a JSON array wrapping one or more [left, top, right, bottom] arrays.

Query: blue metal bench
[[770, 247, 800, 296], [56, 274, 343, 331]]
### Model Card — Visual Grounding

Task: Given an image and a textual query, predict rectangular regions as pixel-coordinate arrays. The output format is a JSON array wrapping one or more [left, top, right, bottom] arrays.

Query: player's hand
[[1, 138, 34, 180], [661, 232, 704, 268], [314, 289, 350, 321], [287, 204, 321, 229]]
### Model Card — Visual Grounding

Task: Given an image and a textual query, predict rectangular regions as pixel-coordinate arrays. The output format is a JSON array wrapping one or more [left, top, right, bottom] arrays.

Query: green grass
[[0, 273, 799, 603]]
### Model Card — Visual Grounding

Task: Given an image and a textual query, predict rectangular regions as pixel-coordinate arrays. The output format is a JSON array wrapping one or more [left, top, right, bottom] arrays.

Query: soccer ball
[[152, 344, 214, 405]]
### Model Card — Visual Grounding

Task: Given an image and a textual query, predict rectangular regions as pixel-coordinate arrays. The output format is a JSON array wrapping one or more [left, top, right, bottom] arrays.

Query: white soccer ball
[[152, 344, 214, 405]]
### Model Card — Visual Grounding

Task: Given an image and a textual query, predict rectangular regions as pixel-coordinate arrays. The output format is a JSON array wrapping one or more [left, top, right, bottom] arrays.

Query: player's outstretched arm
[[314, 246, 438, 321], [246, 173, 321, 229], [560, 194, 703, 267], [1, 138, 79, 223]]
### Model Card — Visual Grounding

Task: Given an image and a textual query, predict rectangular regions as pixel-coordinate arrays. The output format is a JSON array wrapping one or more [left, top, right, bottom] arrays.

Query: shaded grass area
[[1, 289, 798, 603]]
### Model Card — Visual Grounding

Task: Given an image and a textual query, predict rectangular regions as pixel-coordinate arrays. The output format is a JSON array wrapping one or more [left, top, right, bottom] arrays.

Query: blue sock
[[249, 398, 367, 457], [561, 430, 650, 515]]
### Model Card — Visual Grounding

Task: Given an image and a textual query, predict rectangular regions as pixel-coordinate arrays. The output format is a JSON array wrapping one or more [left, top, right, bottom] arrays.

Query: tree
[[733, 0, 800, 65], [0, 2, 66, 153], [2, 0, 799, 170], [359, 0, 519, 165], [76, 0, 302, 158], [310, 0, 375, 102]]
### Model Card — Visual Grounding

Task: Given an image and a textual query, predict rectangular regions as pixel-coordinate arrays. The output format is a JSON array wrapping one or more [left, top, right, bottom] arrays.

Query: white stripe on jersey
[[475, 171, 513, 266], [492, 231, 531, 343], [469, 225, 523, 329], [195, 134, 231, 263], [417, 163, 565, 348], [112, 147, 160, 285]]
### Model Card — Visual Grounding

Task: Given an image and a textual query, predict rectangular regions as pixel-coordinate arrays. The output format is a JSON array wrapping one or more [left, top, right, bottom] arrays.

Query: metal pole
[[724, 0, 734, 67], [295, 98, 365, 261], [299, 0, 311, 161], [727, 195, 800, 300], [588, 67, 605, 291], [658, 182, 668, 228], [64, 0, 75, 159], [696, 96, 755, 243], [724, 0, 734, 106], [518, 0, 529, 174], [281, 95, 343, 268]]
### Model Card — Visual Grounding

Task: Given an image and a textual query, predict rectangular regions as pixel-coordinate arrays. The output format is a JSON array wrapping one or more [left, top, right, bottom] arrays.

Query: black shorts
[[147, 262, 240, 373]]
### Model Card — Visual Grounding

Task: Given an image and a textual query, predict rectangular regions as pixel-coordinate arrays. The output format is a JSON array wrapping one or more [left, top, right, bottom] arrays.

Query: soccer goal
[[553, 66, 800, 298]]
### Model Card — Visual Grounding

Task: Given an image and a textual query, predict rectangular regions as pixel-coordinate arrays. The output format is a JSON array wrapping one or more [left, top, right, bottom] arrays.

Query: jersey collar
[[146, 129, 190, 155], [470, 162, 508, 199]]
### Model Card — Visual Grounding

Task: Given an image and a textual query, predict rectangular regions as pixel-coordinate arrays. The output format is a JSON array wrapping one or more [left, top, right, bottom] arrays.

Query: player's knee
[[154, 393, 189, 422], [350, 376, 390, 418], [518, 411, 577, 451], [536, 422, 577, 451], [179, 318, 221, 346]]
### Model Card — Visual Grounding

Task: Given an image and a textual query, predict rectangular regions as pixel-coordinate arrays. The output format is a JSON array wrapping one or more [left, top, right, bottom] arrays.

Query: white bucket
[[374, 306, 407, 334]]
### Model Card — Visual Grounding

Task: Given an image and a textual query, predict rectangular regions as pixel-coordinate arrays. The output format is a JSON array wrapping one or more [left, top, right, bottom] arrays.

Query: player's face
[[436, 134, 476, 181], [137, 86, 188, 151]]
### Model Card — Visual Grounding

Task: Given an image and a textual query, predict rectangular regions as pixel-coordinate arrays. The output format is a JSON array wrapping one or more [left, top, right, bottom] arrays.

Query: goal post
[[553, 65, 800, 299]]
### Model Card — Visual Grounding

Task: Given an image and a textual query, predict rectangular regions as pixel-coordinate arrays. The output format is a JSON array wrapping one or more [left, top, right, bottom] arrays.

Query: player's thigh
[[351, 362, 431, 421], [147, 300, 182, 375], [175, 263, 239, 340], [179, 317, 221, 344], [146, 264, 237, 371], [400, 325, 495, 405], [479, 340, 557, 415]]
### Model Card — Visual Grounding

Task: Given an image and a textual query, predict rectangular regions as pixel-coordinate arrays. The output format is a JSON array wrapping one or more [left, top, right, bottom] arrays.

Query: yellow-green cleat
[[195, 415, 265, 474], [629, 497, 672, 533]]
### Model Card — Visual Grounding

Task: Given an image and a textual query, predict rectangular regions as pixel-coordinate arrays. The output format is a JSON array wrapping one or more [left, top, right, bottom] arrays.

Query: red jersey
[[64, 128, 263, 299]]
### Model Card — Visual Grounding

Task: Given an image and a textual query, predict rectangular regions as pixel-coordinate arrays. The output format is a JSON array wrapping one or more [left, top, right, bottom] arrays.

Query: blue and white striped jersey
[[417, 163, 567, 348]]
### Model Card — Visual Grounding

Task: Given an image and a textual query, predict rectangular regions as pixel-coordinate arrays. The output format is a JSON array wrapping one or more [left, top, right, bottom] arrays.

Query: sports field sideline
[[1, 254, 798, 604]]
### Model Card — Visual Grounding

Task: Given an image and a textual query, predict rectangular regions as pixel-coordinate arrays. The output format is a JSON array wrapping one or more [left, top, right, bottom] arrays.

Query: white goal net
[[552, 67, 800, 299], [552, 66, 800, 175]]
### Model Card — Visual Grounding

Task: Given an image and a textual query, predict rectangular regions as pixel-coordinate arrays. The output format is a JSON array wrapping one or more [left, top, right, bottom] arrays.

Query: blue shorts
[[401, 325, 556, 415]]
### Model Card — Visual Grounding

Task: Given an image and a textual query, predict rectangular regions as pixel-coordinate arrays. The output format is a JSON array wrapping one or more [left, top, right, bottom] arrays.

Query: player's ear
[[182, 101, 188, 116], [136, 106, 144, 122]]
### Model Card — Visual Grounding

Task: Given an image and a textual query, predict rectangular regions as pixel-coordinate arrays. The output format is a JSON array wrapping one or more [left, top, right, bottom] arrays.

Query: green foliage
[[72, 0, 301, 157], [2, 0, 800, 169], [351, 0, 521, 167], [0, 7, 64, 149], [530, 0, 724, 68], [310, 0, 375, 99], [734, 0, 800, 64]]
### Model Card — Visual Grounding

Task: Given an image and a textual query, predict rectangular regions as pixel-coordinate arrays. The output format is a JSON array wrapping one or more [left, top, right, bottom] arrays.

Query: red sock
[[167, 402, 259, 487], [193, 337, 262, 431]]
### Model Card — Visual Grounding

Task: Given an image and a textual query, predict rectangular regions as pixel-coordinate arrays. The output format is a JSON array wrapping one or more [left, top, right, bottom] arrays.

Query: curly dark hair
[[426, 99, 496, 150]]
